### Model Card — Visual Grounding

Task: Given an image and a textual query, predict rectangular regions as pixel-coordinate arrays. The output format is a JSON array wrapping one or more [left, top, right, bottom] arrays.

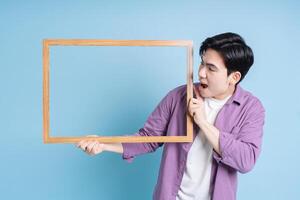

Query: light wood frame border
[[43, 39, 194, 144]]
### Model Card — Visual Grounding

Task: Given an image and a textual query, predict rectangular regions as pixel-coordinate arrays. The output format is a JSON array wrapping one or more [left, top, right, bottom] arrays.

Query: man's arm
[[211, 101, 265, 173], [189, 86, 265, 173], [76, 89, 174, 160], [188, 86, 221, 154], [196, 120, 221, 155], [121, 90, 174, 162]]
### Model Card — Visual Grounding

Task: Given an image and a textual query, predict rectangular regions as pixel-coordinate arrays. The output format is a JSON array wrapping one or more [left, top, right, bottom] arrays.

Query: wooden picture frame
[[43, 39, 194, 144]]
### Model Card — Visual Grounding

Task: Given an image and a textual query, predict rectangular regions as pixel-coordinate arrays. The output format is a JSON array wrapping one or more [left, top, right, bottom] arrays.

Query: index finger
[[76, 140, 86, 148], [193, 85, 201, 99]]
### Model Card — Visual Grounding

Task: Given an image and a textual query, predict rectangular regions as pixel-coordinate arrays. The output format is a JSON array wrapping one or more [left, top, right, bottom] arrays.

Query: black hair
[[199, 32, 254, 84]]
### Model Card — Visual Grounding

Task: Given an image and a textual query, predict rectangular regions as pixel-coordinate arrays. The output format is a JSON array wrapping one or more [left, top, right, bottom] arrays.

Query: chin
[[199, 90, 211, 98]]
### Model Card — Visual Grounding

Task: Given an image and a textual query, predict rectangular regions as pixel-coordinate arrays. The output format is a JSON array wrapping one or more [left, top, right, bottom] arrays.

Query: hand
[[188, 85, 206, 126], [76, 135, 105, 156]]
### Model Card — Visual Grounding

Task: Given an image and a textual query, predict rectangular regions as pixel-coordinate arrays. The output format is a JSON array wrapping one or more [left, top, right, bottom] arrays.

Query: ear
[[229, 71, 241, 85]]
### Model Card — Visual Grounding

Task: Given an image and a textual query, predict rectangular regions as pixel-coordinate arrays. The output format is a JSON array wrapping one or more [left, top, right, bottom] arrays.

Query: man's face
[[197, 48, 236, 100]]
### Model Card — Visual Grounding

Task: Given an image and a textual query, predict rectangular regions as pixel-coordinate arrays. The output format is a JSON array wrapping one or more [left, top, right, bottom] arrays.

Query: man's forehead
[[200, 50, 226, 69]]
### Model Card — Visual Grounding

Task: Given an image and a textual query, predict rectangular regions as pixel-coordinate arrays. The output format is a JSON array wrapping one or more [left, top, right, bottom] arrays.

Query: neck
[[213, 85, 236, 100]]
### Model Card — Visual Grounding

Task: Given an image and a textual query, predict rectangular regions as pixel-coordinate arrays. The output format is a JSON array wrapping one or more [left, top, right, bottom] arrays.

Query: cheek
[[208, 76, 228, 91]]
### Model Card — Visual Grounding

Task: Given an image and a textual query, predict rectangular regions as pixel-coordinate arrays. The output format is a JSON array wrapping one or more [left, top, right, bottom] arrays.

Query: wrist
[[196, 118, 208, 128], [103, 143, 123, 154], [102, 143, 108, 152]]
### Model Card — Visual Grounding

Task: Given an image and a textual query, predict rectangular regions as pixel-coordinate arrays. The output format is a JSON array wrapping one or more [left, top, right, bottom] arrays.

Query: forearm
[[103, 143, 124, 154], [196, 119, 221, 155], [197, 119, 264, 173]]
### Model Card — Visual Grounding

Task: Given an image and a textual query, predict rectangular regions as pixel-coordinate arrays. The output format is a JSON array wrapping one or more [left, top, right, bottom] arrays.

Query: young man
[[77, 32, 265, 200]]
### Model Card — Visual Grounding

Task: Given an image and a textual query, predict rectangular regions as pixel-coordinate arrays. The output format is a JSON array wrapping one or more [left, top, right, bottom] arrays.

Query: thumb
[[86, 135, 98, 137]]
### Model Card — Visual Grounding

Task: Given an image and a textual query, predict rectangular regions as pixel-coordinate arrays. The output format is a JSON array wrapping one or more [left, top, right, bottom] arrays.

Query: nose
[[198, 65, 206, 79]]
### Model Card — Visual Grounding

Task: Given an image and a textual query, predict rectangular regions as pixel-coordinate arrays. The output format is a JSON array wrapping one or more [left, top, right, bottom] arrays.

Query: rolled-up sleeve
[[122, 90, 173, 163], [213, 100, 265, 173]]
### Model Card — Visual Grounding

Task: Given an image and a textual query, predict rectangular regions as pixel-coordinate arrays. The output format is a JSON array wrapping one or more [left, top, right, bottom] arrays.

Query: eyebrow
[[201, 61, 219, 69]]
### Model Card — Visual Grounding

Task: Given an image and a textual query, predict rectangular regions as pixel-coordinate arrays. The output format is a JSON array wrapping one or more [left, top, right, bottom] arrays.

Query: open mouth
[[200, 83, 208, 89]]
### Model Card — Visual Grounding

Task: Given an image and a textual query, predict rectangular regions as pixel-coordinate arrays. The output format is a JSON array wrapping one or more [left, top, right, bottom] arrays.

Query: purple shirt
[[122, 83, 265, 200]]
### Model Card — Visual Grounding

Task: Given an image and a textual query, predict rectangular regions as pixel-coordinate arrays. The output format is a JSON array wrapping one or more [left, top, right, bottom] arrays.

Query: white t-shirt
[[176, 95, 232, 200]]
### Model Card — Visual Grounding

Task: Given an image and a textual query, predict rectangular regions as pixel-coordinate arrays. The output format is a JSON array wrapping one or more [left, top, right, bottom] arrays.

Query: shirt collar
[[225, 84, 244, 106]]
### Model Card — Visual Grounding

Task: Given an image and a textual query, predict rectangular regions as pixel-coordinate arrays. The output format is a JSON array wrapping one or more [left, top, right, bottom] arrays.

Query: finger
[[189, 107, 197, 114], [79, 141, 91, 151], [85, 135, 99, 151], [76, 135, 97, 147], [188, 101, 200, 110], [189, 98, 198, 105], [86, 141, 98, 153], [189, 105, 201, 111], [188, 109, 196, 118], [193, 85, 201, 99], [90, 145, 98, 155], [89, 143, 103, 156], [91, 143, 103, 155], [76, 140, 86, 148], [190, 104, 201, 113], [191, 98, 202, 104], [189, 101, 201, 108]]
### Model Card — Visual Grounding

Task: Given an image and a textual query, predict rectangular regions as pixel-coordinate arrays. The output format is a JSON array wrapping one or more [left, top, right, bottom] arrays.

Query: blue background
[[1, 0, 300, 199]]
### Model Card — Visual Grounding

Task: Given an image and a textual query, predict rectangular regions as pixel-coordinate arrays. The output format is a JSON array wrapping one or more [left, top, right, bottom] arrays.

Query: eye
[[208, 66, 215, 71]]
